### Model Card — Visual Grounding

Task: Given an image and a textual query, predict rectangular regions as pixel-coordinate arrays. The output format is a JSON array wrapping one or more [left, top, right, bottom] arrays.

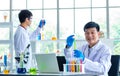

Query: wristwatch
[[65, 45, 70, 49]]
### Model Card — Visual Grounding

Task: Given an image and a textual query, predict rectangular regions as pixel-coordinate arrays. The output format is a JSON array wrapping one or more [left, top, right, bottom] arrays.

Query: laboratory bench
[[0, 72, 102, 76]]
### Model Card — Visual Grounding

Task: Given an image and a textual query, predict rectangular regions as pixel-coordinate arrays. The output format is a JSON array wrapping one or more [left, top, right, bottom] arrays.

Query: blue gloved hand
[[38, 19, 46, 28], [66, 35, 75, 48], [74, 49, 84, 61]]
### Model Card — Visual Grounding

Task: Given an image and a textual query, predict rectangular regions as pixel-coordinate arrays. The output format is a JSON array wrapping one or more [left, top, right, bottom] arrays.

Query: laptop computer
[[34, 53, 91, 75], [35, 53, 61, 74]]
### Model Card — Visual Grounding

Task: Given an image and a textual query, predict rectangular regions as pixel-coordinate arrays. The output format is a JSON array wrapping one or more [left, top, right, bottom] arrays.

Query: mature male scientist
[[64, 21, 111, 76]]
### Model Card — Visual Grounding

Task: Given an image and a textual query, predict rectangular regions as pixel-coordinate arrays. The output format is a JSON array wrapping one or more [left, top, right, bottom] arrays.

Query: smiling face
[[84, 27, 100, 47]]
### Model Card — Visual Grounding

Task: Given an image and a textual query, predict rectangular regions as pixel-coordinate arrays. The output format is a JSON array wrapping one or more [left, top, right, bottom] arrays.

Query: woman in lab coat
[[64, 22, 111, 76], [14, 9, 46, 71]]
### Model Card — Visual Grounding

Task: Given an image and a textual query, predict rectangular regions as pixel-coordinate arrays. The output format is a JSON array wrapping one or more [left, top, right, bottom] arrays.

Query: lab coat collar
[[89, 40, 102, 50], [18, 25, 28, 32]]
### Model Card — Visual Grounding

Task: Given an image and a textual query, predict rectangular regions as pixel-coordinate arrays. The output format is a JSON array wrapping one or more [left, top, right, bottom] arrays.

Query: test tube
[[70, 59, 75, 72], [65, 59, 69, 72], [73, 38, 77, 50], [79, 59, 82, 72]]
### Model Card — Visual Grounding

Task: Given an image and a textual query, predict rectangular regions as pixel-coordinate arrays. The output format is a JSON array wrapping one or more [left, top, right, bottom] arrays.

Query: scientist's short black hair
[[18, 9, 33, 23], [84, 21, 100, 32]]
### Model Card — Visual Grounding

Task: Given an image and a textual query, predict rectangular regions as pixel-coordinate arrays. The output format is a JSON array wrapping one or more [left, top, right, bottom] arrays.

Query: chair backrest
[[57, 56, 66, 71], [108, 55, 120, 76]]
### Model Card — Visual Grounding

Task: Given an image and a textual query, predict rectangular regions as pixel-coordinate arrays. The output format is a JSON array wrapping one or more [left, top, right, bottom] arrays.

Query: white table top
[[0, 72, 102, 76]]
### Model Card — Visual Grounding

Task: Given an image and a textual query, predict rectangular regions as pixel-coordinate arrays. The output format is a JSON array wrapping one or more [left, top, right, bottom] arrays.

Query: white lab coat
[[64, 40, 111, 76], [14, 25, 41, 70]]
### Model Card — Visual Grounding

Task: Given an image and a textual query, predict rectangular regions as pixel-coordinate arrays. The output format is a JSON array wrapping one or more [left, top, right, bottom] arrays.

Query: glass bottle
[[3, 51, 10, 74], [0, 55, 2, 73], [41, 30, 45, 40], [37, 33, 41, 40]]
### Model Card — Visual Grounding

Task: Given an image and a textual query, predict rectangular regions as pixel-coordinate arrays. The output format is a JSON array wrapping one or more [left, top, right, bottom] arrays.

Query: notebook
[[35, 53, 61, 73]]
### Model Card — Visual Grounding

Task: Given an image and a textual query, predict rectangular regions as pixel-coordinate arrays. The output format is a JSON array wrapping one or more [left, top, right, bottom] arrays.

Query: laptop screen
[[35, 53, 60, 73]]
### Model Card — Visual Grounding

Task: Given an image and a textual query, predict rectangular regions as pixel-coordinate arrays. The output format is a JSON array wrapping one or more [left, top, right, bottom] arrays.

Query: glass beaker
[[3, 12, 8, 22], [3, 67, 10, 74]]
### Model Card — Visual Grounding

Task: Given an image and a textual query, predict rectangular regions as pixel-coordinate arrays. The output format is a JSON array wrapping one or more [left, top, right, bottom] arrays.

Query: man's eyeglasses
[[28, 17, 32, 21]]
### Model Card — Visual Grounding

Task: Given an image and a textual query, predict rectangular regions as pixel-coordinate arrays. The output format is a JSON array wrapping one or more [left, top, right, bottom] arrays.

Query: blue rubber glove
[[66, 35, 75, 48], [38, 19, 46, 28], [74, 49, 85, 61]]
